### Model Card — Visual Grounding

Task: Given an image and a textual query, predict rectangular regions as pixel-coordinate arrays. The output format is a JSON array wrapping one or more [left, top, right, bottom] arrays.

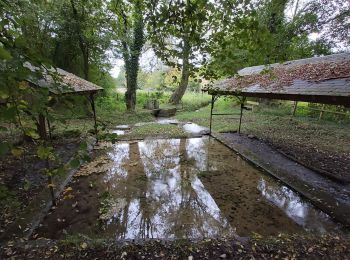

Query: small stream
[[35, 136, 342, 240]]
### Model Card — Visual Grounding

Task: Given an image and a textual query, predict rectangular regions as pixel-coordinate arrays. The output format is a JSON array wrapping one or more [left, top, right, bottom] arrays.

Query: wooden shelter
[[25, 63, 103, 139], [204, 53, 350, 133]]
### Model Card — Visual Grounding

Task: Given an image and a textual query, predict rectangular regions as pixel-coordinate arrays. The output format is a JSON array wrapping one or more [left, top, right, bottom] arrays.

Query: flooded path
[[35, 137, 341, 240], [111, 119, 210, 138]]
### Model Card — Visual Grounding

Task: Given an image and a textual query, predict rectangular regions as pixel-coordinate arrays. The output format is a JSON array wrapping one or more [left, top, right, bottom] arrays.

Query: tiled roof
[[25, 63, 103, 94], [204, 53, 350, 106]]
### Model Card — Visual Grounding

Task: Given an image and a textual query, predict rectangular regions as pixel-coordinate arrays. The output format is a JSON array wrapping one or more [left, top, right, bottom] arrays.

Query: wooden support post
[[45, 157, 56, 206], [37, 113, 47, 140], [238, 103, 243, 134], [209, 95, 215, 135], [48, 174, 56, 206], [292, 101, 298, 116], [46, 113, 52, 141], [89, 93, 98, 141], [47, 118, 52, 140], [319, 104, 326, 120], [238, 97, 246, 135]]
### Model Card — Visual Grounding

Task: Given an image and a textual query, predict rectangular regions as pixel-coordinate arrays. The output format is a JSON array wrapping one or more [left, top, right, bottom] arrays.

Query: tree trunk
[[70, 0, 89, 80], [125, 58, 138, 110], [82, 49, 89, 80], [169, 38, 191, 105], [123, 0, 144, 111]]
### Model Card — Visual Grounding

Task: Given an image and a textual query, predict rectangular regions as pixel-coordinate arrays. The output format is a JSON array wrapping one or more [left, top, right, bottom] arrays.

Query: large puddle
[[35, 137, 341, 240]]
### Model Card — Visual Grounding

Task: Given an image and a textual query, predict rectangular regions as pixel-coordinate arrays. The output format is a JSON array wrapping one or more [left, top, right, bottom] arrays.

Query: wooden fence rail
[[292, 102, 349, 120]]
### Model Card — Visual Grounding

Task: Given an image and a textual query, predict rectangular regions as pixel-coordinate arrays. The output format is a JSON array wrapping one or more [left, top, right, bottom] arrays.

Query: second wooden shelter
[[203, 53, 350, 133]]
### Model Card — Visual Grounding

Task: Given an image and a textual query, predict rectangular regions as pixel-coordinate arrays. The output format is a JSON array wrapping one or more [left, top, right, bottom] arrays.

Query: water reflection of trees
[[102, 137, 339, 238], [104, 138, 232, 239]]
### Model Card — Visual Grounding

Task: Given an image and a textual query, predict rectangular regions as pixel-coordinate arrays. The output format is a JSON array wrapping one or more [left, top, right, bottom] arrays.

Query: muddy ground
[[0, 137, 80, 232], [1, 234, 350, 259]]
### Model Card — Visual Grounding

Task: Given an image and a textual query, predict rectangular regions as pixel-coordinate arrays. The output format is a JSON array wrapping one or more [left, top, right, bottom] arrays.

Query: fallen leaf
[[80, 242, 88, 250]]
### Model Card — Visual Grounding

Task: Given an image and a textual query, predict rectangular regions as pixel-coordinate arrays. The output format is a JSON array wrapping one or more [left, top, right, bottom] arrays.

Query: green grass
[[1, 90, 209, 143], [176, 97, 241, 132], [44, 110, 155, 139], [180, 92, 212, 111], [125, 123, 188, 139], [176, 97, 350, 155]]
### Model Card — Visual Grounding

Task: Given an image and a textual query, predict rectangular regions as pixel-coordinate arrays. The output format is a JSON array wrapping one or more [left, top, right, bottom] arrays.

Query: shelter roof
[[204, 53, 350, 106]]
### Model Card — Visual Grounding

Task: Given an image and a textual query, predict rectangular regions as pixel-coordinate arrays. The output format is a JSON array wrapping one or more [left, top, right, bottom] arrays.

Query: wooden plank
[[207, 89, 350, 107]]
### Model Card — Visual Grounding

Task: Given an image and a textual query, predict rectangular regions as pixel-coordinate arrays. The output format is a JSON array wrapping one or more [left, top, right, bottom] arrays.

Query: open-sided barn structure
[[25, 63, 103, 139], [204, 53, 350, 133]]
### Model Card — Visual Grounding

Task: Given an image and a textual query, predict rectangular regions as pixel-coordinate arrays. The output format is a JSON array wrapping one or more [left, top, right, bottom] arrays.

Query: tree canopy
[[1, 0, 349, 114]]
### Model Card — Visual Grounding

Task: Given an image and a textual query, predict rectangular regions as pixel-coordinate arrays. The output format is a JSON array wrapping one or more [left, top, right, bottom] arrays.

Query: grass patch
[[176, 98, 241, 132], [125, 123, 188, 139], [176, 97, 350, 154], [180, 92, 212, 111], [45, 110, 155, 139]]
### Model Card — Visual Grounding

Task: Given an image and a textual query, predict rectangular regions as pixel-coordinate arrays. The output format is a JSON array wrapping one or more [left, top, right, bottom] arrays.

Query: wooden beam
[[207, 91, 350, 107], [209, 95, 215, 135], [37, 113, 47, 140], [292, 101, 298, 116], [319, 104, 326, 120], [238, 97, 246, 134], [88, 93, 98, 141]]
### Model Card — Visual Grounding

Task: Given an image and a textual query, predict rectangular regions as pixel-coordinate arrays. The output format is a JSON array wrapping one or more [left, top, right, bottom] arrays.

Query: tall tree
[[146, 0, 208, 104], [205, 0, 335, 78], [147, 0, 252, 104], [51, 0, 111, 80], [109, 0, 145, 111], [307, 0, 350, 50]]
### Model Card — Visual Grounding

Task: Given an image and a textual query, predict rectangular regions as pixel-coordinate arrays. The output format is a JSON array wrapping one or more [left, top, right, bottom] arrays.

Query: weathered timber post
[[47, 174, 56, 206], [47, 117, 52, 141], [209, 95, 216, 135], [45, 109, 53, 141], [37, 113, 47, 140], [89, 93, 98, 141], [238, 97, 246, 135], [319, 104, 326, 120], [292, 101, 298, 116]]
